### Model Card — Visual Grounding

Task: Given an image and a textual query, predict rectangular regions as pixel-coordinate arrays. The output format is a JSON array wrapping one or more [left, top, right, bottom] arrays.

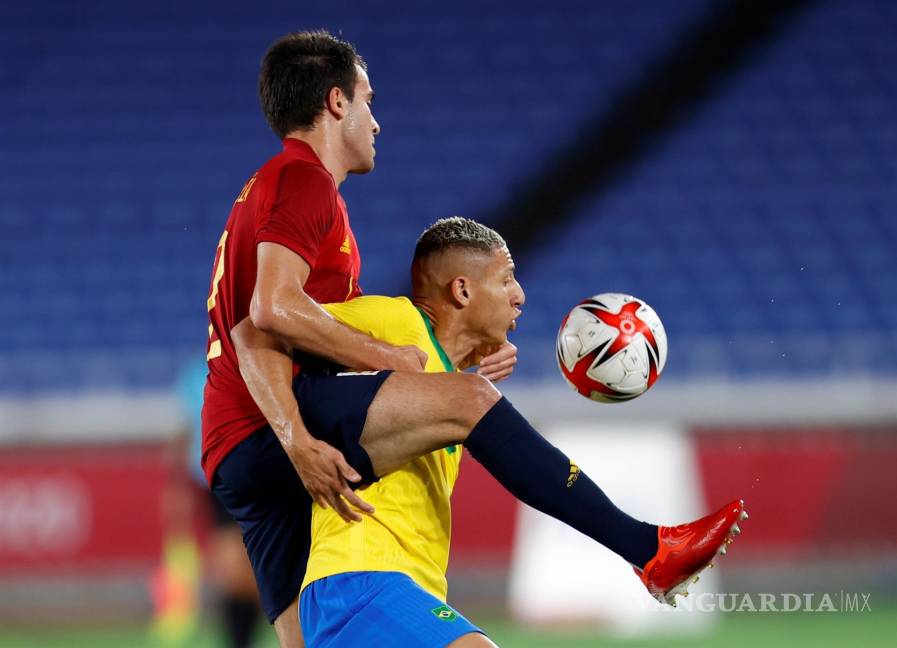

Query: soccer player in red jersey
[[201, 31, 445, 647], [202, 30, 517, 647], [206, 31, 745, 648]]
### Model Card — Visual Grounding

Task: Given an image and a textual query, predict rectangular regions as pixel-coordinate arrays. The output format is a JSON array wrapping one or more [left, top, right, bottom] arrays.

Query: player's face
[[343, 65, 380, 174], [468, 247, 525, 345]]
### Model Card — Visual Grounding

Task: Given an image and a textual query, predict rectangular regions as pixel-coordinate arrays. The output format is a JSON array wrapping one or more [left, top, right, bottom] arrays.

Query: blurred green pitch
[[1, 606, 895, 648]]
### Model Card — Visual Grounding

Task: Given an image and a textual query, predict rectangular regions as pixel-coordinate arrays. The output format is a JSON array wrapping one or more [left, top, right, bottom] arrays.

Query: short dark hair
[[259, 30, 366, 139], [413, 217, 506, 261]]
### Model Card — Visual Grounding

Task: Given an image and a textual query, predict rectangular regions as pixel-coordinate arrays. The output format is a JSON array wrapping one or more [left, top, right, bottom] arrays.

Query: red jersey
[[201, 139, 362, 485]]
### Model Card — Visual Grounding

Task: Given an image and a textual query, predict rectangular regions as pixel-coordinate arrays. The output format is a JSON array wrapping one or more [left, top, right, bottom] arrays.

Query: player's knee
[[459, 373, 501, 419]]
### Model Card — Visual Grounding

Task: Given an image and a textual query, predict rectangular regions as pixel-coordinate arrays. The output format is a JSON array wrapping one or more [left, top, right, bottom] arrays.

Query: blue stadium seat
[[519, 0, 897, 380], [1, 0, 894, 391]]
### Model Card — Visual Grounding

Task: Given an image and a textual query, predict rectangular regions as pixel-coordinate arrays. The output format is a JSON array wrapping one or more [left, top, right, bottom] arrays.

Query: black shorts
[[211, 370, 392, 624], [208, 484, 236, 528]]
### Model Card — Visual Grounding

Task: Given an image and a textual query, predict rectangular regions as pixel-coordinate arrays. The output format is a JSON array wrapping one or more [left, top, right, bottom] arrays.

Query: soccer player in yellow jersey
[[233, 218, 746, 647], [304, 295, 464, 603], [297, 218, 520, 647]]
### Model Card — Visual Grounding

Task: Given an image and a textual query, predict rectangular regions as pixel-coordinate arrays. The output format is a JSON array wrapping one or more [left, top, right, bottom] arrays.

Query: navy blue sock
[[463, 396, 658, 568]]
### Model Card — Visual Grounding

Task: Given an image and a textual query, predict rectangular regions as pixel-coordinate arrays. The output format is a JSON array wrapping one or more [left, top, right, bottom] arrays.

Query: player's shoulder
[[279, 159, 336, 196], [323, 296, 424, 343], [347, 296, 419, 319], [254, 152, 335, 199], [347, 296, 423, 331]]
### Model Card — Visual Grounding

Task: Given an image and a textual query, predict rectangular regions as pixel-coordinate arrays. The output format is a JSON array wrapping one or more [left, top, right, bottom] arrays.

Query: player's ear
[[325, 85, 348, 119], [450, 277, 471, 307]]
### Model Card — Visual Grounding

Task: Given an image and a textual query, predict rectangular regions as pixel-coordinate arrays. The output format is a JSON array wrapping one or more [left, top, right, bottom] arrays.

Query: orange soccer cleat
[[635, 499, 748, 606]]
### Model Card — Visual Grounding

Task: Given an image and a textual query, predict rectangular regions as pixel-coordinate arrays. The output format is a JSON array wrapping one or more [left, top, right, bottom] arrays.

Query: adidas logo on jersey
[[340, 235, 352, 254]]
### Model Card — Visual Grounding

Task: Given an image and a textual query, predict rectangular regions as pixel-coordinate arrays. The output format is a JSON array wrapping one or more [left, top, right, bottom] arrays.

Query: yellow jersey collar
[[415, 307, 454, 373]]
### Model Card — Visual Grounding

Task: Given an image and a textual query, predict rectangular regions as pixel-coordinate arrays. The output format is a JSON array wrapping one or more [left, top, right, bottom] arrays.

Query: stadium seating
[[1, 0, 894, 391], [515, 0, 897, 379]]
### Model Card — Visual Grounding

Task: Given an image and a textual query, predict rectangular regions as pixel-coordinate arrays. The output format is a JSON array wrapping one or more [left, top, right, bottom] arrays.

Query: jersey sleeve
[[256, 165, 336, 269], [323, 296, 426, 349]]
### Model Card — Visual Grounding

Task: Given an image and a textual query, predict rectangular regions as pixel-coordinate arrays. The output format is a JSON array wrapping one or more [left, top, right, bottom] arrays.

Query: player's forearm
[[250, 289, 394, 370], [231, 318, 314, 452]]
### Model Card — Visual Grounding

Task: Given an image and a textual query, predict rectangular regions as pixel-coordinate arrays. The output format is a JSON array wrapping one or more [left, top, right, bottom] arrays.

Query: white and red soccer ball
[[556, 293, 667, 403]]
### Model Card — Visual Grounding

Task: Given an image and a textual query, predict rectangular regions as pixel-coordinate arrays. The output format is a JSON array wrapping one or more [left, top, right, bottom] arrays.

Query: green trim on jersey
[[416, 306, 459, 454], [416, 307, 454, 373]]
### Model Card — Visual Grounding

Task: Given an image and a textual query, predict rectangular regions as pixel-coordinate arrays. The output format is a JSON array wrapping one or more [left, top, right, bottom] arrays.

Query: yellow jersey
[[301, 296, 462, 600]]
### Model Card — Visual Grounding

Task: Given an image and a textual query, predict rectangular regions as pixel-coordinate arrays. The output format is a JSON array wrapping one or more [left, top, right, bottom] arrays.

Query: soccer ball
[[556, 293, 667, 403]]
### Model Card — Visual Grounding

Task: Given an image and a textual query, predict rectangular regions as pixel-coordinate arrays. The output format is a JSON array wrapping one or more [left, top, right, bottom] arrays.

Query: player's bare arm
[[242, 242, 429, 521], [251, 242, 427, 372], [231, 316, 374, 523], [253, 243, 517, 377]]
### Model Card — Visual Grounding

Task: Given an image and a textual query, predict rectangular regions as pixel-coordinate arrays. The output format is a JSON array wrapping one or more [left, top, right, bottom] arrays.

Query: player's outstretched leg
[[360, 372, 746, 606], [460, 394, 748, 607], [361, 373, 656, 565]]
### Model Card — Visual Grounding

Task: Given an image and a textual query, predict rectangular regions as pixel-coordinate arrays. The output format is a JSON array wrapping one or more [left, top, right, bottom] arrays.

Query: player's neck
[[415, 301, 481, 369], [284, 130, 350, 187]]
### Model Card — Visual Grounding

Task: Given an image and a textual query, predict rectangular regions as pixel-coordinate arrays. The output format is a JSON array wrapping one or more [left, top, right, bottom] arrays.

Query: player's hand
[[290, 437, 375, 523], [387, 344, 428, 372], [476, 342, 518, 383]]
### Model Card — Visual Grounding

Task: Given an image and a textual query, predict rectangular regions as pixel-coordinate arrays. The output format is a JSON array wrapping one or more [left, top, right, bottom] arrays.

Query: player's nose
[[372, 115, 381, 136], [513, 282, 525, 308]]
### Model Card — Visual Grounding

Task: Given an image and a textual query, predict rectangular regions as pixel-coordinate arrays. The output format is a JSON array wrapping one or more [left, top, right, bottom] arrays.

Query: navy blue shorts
[[211, 370, 392, 624]]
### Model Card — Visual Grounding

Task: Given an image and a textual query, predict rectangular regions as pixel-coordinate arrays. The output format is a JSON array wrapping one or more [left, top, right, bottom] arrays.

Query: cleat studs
[[726, 537, 734, 545], [719, 545, 727, 555], [682, 590, 689, 598], [741, 510, 749, 521], [732, 523, 741, 535], [709, 562, 715, 569], [693, 575, 701, 584]]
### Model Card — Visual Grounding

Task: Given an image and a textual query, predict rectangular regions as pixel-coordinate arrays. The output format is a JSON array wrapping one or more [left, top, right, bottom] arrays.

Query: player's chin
[[491, 329, 509, 346], [353, 159, 375, 174], [502, 318, 519, 338]]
